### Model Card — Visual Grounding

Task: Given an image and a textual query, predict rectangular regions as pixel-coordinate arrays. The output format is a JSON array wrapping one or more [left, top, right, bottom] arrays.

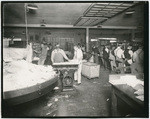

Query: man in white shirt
[[73, 44, 83, 85], [51, 43, 69, 63], [114, 45, 125, 73]]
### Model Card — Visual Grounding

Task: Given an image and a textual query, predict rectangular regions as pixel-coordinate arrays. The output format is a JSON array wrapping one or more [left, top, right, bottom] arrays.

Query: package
[[82, 62, 100, 79]]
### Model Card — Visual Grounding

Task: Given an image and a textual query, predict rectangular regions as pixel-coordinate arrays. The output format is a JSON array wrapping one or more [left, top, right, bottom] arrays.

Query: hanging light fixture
[[27, 3, 38, 10], [125, 10, 135, 15], [41, 19, 46, 27], [24, 3, 38, 46]]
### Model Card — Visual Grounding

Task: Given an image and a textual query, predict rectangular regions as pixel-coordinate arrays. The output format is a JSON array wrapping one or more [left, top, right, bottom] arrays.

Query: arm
[[129, 50, 134, 58], [121, 51, 125, 59], [132, 52, 136, 62], [60, 50, 69, 61], [73, 51, 76, 59], [77, 50, 83, 61], [51, 50, 54, 63]]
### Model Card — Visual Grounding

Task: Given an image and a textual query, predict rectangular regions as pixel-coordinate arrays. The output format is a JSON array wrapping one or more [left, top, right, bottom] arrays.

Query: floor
[[3, 67, 132, 117]]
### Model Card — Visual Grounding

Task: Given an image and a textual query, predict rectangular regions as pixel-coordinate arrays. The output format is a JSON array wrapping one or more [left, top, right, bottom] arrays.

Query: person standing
[[114, 45, 125, 73], [124, 45, 133, 73], [44, 43, 53, 65], [109, 46, 116, 72], [38, 41, 49, 65], [94, 46, 99, 64], [26, 42, 33, 63], [131, 45, 144, 74], [73, 44, 83, 85], [103, 46, 110, 70], [51, 43, 69, 63]]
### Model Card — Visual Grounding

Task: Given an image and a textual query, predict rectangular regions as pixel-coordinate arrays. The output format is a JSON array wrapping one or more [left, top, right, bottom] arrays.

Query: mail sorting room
[[2, 2, 148, 118]]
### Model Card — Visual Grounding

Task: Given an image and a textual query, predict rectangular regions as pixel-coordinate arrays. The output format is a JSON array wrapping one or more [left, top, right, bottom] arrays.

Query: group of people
[[100, 44, 144, 74], [87, 43, 144, 75], [26, 41, 144, 85], [35, 42, 83, 85]]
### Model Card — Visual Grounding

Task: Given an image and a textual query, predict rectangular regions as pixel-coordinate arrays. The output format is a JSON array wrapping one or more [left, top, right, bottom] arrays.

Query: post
[[86, 28, 89, 52], [24, 3, 28, 46], [131, 29, 135, 41]]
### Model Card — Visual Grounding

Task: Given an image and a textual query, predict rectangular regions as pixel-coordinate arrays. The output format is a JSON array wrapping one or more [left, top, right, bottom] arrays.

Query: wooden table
[[111, 84, 144, 117]]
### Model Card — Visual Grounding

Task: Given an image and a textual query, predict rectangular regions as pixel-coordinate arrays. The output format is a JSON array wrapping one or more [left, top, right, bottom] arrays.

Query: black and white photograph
[[2, 1, 149, 118]]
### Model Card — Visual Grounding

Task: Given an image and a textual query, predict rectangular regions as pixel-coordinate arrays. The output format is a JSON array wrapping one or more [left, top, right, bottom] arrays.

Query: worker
[[114, 44, 125, 73], [94, 46, 99, 64], [26, 41, 33, 63], [44, 43, 53, 65], [109, 46, 116, 72], [124, 45, 133, 73], [103, 46, 110, 70], [38, 41, 49, 65], [131, 45, 144, 74], [51, 43, 69, 63], [73, 44, 83, 85]]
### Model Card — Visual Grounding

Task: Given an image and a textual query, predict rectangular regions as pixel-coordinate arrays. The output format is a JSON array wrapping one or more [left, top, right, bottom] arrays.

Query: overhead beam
[[81, 16, 108, 19], [3, 24, 137, 29]]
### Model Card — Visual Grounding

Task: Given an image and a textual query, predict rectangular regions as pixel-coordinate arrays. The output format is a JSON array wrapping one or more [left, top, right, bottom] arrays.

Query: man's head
[[77, 43, 82, 49], [48, 43, 52, 49], [138, 44, 143, 49], [55, 43, 60, 49], [74, 45, 78, 51]]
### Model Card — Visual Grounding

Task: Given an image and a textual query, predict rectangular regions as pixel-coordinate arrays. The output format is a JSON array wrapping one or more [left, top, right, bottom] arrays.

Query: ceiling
[[3, 2, 138, 27], [74, 2, 137, 26]]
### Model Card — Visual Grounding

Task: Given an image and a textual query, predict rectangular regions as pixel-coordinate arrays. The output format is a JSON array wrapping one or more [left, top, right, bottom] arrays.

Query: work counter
[[109, 74, 144, 117]]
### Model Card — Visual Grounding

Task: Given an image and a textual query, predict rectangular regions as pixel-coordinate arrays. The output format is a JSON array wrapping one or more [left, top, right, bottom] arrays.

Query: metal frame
[[74, 2, 137, 27]]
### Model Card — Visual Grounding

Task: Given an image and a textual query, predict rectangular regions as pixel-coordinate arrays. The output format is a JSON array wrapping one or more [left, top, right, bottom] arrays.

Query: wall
[[4, 27, 134, 51], [88, 28, 132, 51], [3, 27, 86, 51]]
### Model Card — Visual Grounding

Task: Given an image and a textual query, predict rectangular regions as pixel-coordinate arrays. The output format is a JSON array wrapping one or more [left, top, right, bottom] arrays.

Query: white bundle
[[3, 60, 56, 92]]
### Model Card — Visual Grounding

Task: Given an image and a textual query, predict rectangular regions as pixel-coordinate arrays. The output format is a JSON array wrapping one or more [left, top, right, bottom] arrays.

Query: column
[[86, 28, 89, 52], [131, 29, 135, 41]]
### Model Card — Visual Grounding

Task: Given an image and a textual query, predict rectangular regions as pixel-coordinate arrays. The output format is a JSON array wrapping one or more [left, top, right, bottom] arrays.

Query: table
[[53, 62, 79, 91], [111, 84, 144, 117]]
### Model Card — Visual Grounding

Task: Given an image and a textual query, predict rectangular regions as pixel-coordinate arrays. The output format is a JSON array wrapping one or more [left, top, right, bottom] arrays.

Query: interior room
[[2, 1, 148, 117]]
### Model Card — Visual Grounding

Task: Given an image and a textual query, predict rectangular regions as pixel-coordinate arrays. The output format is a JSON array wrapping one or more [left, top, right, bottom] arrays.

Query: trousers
[[74, 62, 82, 84]]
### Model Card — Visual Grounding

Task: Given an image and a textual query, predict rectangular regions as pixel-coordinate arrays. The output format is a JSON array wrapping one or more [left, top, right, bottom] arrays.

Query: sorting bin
[[82, 62, 100, 79]]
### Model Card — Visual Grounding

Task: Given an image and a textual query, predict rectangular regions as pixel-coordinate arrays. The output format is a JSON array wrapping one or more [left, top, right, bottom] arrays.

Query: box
[[82, 62, 100, 79]]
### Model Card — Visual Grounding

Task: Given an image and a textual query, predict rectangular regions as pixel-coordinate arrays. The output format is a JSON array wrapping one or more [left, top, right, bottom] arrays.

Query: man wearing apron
[[38, 42, 49, 65], [51, 43, 69, 63], [73, 44, 83, 85]]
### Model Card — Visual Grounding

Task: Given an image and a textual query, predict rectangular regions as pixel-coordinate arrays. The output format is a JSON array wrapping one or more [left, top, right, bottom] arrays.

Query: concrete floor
[[3, 68, 132, 117]]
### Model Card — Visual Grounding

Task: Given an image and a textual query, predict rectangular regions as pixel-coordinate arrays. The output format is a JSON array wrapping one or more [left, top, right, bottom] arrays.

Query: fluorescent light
[[98, 38, 117, 40], [13, 38, 22, 41], [91, 39, 98, 41], [110, 40, 117, 43], [125, 10, 135, 15]]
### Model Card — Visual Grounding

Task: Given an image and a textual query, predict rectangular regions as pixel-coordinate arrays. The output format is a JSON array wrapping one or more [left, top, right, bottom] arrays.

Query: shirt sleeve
[[73, 51, 76, 59], [129, 50, 133, 57], [121, 51, 125, 58], [132, 52, 137, 62], [51, 50, 54, 63]]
